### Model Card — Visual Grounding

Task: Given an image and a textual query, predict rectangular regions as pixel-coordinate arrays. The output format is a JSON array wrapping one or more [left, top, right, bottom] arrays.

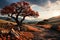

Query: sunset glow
[[52, 10, 60, 17]]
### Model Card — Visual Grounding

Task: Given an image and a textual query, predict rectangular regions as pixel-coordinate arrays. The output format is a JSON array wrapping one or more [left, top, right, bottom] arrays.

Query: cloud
[[50, 0, 57, 3], [31, 0, 60, 19], [23, 0, 58, 6], [23, 0, 48, 6], [0, 0, 58, 8], [0, 0, 60, 19], [44, 0, 60, 10]]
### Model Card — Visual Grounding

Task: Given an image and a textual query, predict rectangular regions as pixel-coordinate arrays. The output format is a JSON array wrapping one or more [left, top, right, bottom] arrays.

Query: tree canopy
[[0, 1, 39, 26]]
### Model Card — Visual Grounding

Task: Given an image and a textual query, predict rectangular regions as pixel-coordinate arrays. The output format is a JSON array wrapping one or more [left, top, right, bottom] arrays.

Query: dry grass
[[0, 19, 60, 40], [0, 19, 16, 25]]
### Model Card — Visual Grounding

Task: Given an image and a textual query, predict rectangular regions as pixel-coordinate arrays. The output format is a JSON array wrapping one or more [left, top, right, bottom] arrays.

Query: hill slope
[[47, 16, 60, 24]]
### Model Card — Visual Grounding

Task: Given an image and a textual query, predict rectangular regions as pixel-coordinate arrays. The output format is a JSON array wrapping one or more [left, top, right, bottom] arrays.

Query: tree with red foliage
[[1, 1, 39, 28]]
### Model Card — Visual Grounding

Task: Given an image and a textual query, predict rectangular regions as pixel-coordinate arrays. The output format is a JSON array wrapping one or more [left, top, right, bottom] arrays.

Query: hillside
[[0, 19, 60, 40], [47, 16, 60, 24], [37, 16, 60, 24], [0, 19, 16, 25]]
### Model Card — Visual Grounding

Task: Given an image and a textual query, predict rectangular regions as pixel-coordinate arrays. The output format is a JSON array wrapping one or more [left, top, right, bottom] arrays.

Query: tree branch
[[19, 16, 26, 25], [16, 7, 24, 19], [16, 6, 26, 20], [8, 14, 16, 21]]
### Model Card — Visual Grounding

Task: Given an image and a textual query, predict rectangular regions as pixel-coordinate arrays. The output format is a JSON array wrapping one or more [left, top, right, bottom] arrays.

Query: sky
[[0, 0, 60, 20]]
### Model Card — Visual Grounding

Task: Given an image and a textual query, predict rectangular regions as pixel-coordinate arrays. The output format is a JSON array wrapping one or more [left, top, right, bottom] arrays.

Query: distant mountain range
[[0, 17, 42, 23], [1, 16, 60, 24]]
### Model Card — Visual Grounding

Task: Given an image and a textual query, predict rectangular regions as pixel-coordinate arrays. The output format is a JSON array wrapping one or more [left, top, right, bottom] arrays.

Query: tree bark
[[19, 16, 26, 26], [8, 14, 19, 26], [8, 14, 26, 31]]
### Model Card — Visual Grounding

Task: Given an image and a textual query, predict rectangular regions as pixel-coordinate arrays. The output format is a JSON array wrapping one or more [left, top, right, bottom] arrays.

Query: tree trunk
[[8, 14, 26, 31], [15, 19, 19, 26], [19, 16, 26, 26], [8, 14, 19, 26]]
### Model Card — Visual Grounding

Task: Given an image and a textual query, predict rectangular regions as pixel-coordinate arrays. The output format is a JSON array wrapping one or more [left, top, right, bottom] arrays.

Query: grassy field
[[0, 19, 60, 40]]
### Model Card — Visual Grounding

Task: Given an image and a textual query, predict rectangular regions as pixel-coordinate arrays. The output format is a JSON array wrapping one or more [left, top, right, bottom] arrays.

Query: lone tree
[[1, 1, 39, 27]]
